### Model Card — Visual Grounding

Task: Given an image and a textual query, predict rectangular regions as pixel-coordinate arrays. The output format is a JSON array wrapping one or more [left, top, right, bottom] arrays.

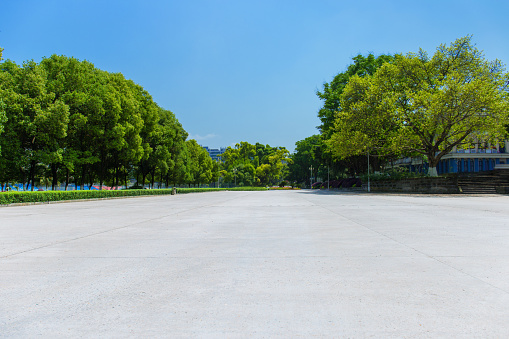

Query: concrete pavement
[[1, 190, 509, 337]]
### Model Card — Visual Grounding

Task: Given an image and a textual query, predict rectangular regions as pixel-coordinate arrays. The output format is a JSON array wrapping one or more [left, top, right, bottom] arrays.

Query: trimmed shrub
[[0, 187, 269, 205]]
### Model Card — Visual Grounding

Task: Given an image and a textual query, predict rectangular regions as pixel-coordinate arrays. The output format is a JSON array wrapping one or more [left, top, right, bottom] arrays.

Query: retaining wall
[[362, 177, 460, 194]]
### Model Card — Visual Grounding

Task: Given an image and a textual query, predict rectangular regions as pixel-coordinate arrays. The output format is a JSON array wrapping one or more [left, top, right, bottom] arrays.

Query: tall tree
[[0, 59, 70, 190], [288, 135, 322, 185], [317, 53, 394, 137], [185, 139, 213, 186], [0, 52, 196, 191], [329, 36, 509, 176], [220, 142, 291, 186], [0, 47, 6, 154]]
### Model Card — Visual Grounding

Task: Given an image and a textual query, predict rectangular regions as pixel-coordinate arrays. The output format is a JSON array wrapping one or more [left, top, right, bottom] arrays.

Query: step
[[459, 187, 497, 194]]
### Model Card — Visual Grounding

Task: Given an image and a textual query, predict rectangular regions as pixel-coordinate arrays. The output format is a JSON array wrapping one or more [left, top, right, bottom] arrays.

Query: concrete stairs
[[457, 170, 509, 194]]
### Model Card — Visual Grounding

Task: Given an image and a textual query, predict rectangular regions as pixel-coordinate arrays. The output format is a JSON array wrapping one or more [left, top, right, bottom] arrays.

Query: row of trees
[[5, 36, 503, 190], [0, 52, 217, 190], [288, 53, 394, 184], [219, 141, 291, 186], [289, 36, 509, 183], [0, 49, 292, 190]]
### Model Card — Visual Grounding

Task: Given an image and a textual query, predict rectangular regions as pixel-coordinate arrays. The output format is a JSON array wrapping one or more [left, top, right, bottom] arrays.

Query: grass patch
[[268, 186, 301, 190], [226, 187, 269, 191], [176, 187, 268, 194]]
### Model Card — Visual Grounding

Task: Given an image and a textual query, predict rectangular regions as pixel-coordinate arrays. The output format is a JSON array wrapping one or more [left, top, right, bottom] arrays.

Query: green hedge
[[0, 187, 269, 205], [176, 187, 268, 193], [176, 188, 226, 194], [0, 189, 172, 205]]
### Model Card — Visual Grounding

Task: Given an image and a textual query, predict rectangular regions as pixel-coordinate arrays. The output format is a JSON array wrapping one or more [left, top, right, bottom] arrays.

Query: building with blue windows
[[202, 146, 227, 162], [393, 142, 509, 174]]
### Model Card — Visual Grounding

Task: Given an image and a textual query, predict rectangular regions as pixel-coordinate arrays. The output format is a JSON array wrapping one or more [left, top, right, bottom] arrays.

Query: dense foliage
[[289, 54, 394, 184], [0, 47, 6, 154], [0, 54, 217, 190], [291, 36, 509, 183], [316, 53, 395, 137], [287, 135, 322, 185], [219, 141, 291, 186], [328, 36, 509, 176]]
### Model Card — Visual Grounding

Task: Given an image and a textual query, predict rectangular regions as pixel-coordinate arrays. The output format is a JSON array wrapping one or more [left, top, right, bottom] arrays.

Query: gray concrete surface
[[1, 190, 509, 338]]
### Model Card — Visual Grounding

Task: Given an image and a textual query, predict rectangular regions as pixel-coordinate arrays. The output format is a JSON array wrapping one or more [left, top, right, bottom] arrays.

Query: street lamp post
[[309, 165, 314, 189], [233, 168, 237, 187], [217, 160, 221, 188], [367, 150, 371, 193]]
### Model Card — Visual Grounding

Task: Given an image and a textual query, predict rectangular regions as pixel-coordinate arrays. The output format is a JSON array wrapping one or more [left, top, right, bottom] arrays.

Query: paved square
[[1, 190, 509, 337]]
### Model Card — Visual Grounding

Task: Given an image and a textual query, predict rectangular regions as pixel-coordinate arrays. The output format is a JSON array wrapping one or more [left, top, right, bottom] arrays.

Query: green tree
[[219, 142, 291, 186], [185, 139, 213, 186], [1, 52, 193, 191], [327, 71, 401, 173], [137, 105, 187, 188], [164, 118, 188, 187], [266, 147, 292, 184], [220, 142, 258, 186], [0, 60, 24, 187], [0, 47, 6, 155], [329, 36, 509, 176], [288, 135, 322, 185], [317, 53, 394, 137], [0, 59, 70, 190]]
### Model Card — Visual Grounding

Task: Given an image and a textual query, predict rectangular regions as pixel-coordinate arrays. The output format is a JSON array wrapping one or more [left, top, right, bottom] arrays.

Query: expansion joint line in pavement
[[303, 197, 509, 296], [0, 192, 255, 260]]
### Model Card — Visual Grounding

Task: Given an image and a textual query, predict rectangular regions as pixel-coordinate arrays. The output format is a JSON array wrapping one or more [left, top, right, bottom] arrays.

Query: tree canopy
[[0, 53, 215, 190], [327, 36, 509, 176], [317, 53, 394, 137], [219, 142, 291, 186], [0, 46, 6, 154], [287, 135, 322, 185]]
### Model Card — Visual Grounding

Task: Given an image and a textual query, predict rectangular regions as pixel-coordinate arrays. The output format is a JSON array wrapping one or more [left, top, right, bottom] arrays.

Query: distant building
[[393, 141, 509, 174], [203, 146, 227, 162]]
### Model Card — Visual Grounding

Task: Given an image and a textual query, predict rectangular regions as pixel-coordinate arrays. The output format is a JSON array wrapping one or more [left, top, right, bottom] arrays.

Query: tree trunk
[[51, 163, 58, 191], [88, 170, 93, 190], [81, 166, 85, 190], [26, 170, 30, 191], [427, 153, 440, 177], [65, 167, 69, 191], [29, 161, 36, 191], [21, 170, 26, 191], [428, 167, 438, 176]]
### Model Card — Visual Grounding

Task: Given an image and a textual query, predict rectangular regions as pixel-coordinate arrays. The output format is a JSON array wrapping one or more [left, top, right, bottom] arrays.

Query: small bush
[[311, 182, 322, 189]]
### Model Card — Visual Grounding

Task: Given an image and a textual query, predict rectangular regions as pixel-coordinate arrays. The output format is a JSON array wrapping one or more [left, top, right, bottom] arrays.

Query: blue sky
[[2, 0, 508, 152]]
